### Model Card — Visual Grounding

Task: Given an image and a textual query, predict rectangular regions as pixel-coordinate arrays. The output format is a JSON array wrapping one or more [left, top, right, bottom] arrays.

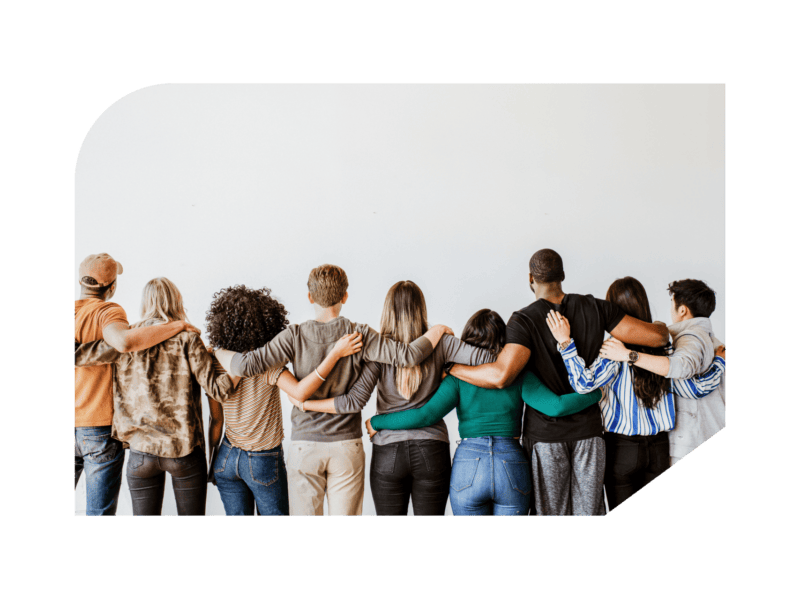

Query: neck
[[535, 282, 565, 303], [79, 289, 104, 301], [314, 305, 342, 323]]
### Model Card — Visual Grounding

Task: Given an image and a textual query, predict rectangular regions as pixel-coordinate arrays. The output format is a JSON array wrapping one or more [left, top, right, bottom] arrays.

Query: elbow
[[493, 369, 513, 389]]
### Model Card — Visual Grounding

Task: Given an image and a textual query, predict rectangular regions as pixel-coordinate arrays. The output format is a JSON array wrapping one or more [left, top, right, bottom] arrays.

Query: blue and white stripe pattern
[[557, 340, 726, 436]]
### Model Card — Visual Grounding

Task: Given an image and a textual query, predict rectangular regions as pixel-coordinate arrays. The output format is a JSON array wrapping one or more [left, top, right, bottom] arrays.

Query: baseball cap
[[79, 253, 123, 288]]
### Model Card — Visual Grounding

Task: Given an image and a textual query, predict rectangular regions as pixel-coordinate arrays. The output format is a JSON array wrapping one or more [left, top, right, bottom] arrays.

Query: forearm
[[302, 398, 338, 414], [208, 418, 223, 454], [635, 353, 670, 377], [285, 350, 343, 401], [450, 363, 505, 389], [371, 401, 451, 431], [527, 388, 603, 418], [106, 321, 184, 353]]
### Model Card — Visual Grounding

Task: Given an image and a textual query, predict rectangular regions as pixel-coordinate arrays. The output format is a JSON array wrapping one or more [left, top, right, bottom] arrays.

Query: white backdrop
[[75, 84, 724, 515]]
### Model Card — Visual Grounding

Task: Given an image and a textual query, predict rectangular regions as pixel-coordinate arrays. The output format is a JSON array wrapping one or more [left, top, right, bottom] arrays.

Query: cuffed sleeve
[[559, 340, 620, 393], [333, 362, 381, 414], [672, 357, 725, 399]]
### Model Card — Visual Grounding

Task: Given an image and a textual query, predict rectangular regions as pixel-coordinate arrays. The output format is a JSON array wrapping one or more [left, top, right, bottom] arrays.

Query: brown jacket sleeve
[[75, 339, 121, 367], [186, 333, 235, 401]]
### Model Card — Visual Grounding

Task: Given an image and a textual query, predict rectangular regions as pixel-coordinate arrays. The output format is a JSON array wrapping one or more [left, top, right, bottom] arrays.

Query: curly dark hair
[[205, 285, 289, 353]]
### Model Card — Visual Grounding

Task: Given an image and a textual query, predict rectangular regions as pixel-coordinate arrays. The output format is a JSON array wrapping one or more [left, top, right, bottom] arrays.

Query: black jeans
[[370, 440, 451, 515], [604, 431, 670, 510], [127, 446, 207, 515]]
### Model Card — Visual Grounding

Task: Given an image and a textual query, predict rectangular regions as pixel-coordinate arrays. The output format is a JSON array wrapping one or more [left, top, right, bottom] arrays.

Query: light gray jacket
[[667, 317, 726, 459]]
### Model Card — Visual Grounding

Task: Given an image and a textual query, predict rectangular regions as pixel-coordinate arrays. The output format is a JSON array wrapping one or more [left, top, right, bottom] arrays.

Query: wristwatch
[[628, 351, 640, 366], [557, 339, 572, 352]]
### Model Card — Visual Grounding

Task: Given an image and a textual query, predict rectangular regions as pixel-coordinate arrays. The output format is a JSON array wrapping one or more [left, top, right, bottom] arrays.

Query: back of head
[[140, 277, 187, 324], [206, 285, 289, 353], [461, 309, 506, 356], [380, 281, 429, 399], [307, 264, 349, 308], [668, 279, 716, 318], [529, 248, 565, 283], [606, 276, 670, 409]]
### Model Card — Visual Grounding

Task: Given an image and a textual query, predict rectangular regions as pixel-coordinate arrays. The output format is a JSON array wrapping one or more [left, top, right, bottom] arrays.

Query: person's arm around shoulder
[[361, 324, 454, 367], [671, 345, 726, 399], [186, 334, 238, 401], [368, 373, 460, 436], [449, 343, 530, 389], [275, 332, 363, 401], [102, 320, 200, 353], [546, 310, 620, 393], [214, 326, 297, 379], [520, 371, 603, 418], [441, 333, 497, 366], [608, 315, 669, 348]]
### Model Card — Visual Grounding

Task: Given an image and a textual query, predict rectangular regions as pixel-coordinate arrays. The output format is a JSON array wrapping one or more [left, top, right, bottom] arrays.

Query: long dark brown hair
[[606, 277, 671, 409]]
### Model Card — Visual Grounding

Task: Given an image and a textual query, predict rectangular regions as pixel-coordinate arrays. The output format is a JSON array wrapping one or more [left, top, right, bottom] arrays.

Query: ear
[[308, 292, 314, 305], [341, 291, 349, 305], [529, 273, 534, 284]]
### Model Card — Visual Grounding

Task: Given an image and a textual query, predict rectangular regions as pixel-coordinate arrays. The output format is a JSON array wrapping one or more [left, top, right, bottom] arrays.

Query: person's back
[[668, 317, 725, 461], [508, 292, 624, 442]]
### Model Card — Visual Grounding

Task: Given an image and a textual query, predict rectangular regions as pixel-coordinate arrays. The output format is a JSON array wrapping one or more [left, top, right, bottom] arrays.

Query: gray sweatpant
[[522, 436, 606, 516]]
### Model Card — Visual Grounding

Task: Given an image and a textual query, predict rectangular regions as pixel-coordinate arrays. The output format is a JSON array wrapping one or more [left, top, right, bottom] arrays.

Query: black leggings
[[370, 440, 451, 515], [604, 431, 670, 510], [127, 446, 207, 515]]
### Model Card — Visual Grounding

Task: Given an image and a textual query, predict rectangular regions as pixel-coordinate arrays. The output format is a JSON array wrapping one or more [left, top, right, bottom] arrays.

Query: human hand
[[433, 324, 455, 337], [599, 338, 629, 362], [365, 418, 377, 440], [714, 345, 726, 360], [334, 332, 363, 357], [181, 321, 202, 335], [545, 310, 571, 345]]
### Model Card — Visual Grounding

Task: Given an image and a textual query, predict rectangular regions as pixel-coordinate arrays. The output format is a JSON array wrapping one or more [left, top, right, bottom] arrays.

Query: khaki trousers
[[286, 439, 365, 515]]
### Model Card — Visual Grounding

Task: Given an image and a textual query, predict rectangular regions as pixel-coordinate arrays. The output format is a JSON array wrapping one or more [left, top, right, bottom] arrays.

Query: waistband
[[457, 436, 522, 450], [604, 430, 670, 443]]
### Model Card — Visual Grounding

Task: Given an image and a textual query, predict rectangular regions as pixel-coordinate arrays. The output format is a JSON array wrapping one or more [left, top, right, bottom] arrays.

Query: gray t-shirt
[[333, 335, 496, 445], [229, 316, 434, 442]]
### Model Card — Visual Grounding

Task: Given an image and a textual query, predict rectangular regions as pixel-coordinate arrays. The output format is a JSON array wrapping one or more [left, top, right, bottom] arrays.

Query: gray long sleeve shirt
[[229, 316, 434, 442], [667, 317, 726, 459], [333, 334, 496, 445]]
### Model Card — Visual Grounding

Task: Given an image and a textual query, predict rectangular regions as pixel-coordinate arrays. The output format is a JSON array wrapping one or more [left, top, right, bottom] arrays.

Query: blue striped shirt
[[557, 340, 726, 436]]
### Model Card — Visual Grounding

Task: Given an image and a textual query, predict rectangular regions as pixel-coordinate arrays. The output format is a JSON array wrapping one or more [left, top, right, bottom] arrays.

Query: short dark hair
[[461, 309, 506, 356], [529, 249, 565, 283], [205, 285, 289, 353], [80, 276, 115, 297], [667, 279, 716, 318]]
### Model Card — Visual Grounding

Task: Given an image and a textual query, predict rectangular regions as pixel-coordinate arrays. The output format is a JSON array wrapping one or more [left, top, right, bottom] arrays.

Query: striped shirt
[[557, 339, 726, 436], [212, 363, 286, 451]]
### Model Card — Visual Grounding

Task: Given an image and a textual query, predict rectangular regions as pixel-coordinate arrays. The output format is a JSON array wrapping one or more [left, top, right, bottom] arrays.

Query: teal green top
[[370, 372, 602, 439]]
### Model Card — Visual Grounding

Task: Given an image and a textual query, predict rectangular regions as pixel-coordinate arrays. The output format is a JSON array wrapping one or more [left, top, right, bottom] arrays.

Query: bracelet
[[300, 401, 306, 413], [314, 368, 326, 382]]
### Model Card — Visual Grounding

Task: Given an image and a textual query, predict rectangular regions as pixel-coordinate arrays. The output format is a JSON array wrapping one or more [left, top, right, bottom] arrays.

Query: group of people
[[74, 248, 725, 516]]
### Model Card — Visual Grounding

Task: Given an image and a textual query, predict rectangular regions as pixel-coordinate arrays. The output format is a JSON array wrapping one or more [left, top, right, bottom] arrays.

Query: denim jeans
[[370, 440, 451, 515], [75, 426, 125, 516], [604, 431, 670, 510], [214, 436, 289, 515], [449, 437, 531, 516], [127, 445, 208, 515]]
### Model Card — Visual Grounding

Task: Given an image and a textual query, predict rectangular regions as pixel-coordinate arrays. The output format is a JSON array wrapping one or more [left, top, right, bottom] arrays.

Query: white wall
[[75, 84, 724, 515]]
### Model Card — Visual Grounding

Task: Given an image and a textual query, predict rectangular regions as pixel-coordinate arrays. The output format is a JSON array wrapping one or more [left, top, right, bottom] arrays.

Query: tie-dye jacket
[[74, 318, 235, 458]]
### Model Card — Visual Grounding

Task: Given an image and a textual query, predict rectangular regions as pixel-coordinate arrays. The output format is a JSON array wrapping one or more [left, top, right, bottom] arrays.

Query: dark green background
[[0, 1, 797, 598]]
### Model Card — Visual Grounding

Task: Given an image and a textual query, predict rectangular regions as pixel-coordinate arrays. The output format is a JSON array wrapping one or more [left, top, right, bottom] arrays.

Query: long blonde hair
[[380, 281, 429, 399], [139, 277, 188, 324]]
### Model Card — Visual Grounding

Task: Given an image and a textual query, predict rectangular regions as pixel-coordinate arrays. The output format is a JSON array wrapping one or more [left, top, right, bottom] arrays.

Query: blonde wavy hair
[[139, 277, 188, 324], [380, 281, 430, 400]]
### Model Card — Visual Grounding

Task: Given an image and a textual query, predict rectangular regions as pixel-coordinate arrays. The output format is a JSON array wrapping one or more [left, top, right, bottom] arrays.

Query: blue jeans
[[74, 426, 125, 516], [449, 437, 531, 516], [214, 436, 289, 515]]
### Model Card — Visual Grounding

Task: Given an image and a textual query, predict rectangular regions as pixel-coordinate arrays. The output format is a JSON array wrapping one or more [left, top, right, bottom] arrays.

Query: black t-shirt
[[505, 294, 625, 442]]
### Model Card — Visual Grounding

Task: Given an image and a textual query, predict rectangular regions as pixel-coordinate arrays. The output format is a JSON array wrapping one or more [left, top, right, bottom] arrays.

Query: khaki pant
[[286, 439, 365, 515]]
